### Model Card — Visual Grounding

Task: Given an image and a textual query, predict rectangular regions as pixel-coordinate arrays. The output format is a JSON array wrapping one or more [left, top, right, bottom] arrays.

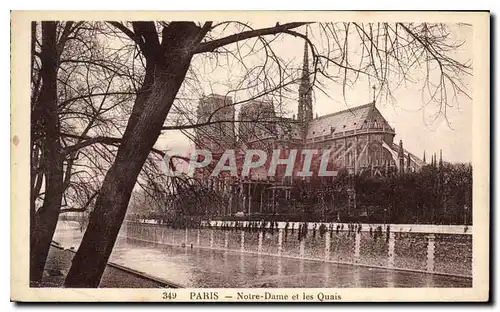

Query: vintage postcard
[[11, 11, 490, 302]]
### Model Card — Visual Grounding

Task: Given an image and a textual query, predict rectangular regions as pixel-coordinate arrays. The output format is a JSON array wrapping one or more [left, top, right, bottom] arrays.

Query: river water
[[53, 221, 471, 288]]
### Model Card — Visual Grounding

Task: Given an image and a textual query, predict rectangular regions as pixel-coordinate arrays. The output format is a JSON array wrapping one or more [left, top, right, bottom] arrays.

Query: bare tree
[[30, 21, 169, 283], [30, 21, 79, 283]]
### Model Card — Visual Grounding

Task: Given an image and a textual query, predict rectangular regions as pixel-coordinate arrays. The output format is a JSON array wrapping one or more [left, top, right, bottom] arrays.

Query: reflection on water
[[323, 263, 330, 288], [240, 253, 245, 276], [53, 221, 471, 288], [386, 267, 395, 288], [256, 255, 263, 276]]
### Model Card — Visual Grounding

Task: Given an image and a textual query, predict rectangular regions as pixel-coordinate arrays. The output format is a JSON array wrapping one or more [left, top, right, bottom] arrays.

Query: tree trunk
[[64, 22, 206, 287], [30, 22, 64, 284]]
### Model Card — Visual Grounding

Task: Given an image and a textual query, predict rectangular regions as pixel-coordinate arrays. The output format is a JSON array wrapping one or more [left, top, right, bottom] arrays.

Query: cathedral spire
[[372, 85, 377, 105], [398, 140, 405, 173], [298, 27, 313, 135], [407, 153, 411, 172], [302, 28, 310, 78]]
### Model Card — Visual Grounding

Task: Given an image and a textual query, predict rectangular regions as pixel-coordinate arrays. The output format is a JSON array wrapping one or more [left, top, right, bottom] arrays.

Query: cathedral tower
[[298, 31, 313, 137]]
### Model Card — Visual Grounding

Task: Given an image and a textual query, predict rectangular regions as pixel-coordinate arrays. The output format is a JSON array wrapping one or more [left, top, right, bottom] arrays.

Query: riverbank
[[33, 243, 180, 288]]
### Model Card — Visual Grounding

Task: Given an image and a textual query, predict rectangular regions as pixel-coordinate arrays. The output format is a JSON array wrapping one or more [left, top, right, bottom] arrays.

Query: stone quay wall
[[122, 221, 472, 278]]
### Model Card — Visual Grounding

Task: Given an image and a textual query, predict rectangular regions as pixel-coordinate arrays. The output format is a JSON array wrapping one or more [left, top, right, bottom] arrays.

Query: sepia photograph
[[10, 10, 490, 302]]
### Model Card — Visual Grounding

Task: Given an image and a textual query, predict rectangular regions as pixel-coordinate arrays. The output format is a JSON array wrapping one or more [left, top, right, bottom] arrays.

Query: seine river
[[53, 221, 471, 288]]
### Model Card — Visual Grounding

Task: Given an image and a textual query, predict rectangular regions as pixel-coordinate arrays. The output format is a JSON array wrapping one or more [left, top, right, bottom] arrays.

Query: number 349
[[162, 292, 177, 300]]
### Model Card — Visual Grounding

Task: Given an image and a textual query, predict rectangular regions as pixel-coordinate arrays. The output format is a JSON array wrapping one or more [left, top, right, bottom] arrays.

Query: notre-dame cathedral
[[195, 39, 424, 176], [191, 39, 425, 216]]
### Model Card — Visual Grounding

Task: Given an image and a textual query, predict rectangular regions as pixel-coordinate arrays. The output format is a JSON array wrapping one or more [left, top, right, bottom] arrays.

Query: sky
[[154, 22, 473, 164]]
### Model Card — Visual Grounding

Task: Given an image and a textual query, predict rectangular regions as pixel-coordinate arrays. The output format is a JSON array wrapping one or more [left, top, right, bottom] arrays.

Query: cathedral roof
[[306, 102, 378, 138]]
